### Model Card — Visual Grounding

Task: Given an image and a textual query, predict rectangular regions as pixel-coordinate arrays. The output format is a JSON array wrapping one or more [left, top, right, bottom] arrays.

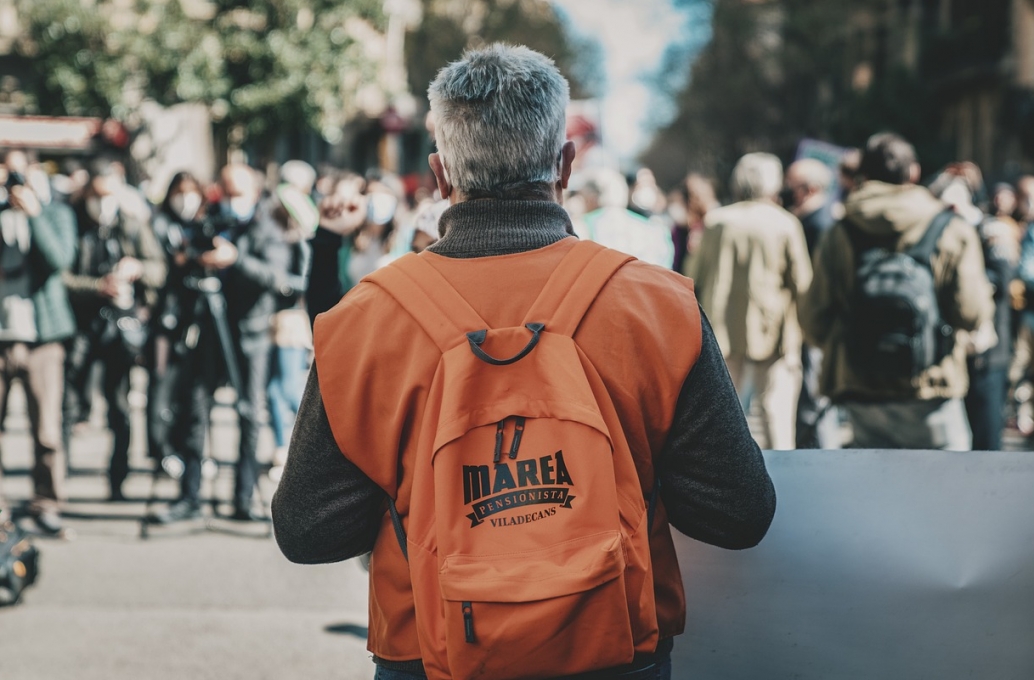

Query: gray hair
[[787, 158, 833, 193], [428, 43, 570, 196], [730, 152, 783, 201]]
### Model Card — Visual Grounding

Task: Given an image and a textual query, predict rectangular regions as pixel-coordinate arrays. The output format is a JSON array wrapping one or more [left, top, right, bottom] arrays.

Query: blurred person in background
[[1008, 175, 1034, 432], [306, 172, 368, 325], [351, 172, 401, 279], [783, 158, 840, 449], [410, 198, 447, 254], [837, 149, 862, 207], [0, 150, 77, 533], [991, 183, 1021, 248], [687, 152, 812, 450], [572, 167, 674, 267], [801, 134, 993, 450], [146, 172, 206, 468], [149, 163, 291, 523], [931, 163, 1015, 450], [674, 173, 719, 273], [628, 167, 666, 217], [64, 158, 166, 502], [266, 183, 315, 482], [279, 160, 318, 199]]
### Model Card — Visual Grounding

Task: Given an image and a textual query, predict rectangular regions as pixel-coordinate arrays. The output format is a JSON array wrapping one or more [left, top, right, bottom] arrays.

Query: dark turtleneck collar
[[427, 199, 573, 259]]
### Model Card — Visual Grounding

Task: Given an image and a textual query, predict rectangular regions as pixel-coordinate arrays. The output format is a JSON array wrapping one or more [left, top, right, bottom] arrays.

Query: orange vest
[[314, 237, 702, 664]]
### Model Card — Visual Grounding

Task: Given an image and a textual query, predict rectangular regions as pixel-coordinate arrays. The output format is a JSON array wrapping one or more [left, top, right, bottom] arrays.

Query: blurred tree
[[641, 0, 960, 190], [404, 0, 603, 102], [13, 0, 385, 149]]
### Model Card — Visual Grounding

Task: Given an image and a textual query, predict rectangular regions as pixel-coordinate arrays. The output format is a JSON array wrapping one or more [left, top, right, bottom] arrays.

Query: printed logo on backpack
[[368, 241, 661, 680]]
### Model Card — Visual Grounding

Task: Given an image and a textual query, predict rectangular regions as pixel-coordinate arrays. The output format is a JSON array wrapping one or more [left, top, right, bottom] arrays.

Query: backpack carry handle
[[466, 323, 545, 366]]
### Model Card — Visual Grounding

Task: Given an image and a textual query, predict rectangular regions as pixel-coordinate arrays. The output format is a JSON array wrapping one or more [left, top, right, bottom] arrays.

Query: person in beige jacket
[[800, 133, 994, 450], [686, 153, 812, 449]]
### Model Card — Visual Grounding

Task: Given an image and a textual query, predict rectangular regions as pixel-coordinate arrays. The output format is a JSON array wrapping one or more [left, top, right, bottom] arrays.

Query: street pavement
[[0, 371, 375, 680]]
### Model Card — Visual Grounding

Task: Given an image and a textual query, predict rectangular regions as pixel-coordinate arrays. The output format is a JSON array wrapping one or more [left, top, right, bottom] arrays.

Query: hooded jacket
[[800, 181, 994, 401]]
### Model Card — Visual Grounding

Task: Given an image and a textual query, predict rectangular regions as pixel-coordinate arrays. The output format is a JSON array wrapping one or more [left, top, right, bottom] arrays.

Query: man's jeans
[[267, 345, 308, 449], [844, 397, 972, 450]]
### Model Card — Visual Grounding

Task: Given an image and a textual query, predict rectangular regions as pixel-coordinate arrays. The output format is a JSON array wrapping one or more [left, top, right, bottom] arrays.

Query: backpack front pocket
[[438, 531, 635, 680]]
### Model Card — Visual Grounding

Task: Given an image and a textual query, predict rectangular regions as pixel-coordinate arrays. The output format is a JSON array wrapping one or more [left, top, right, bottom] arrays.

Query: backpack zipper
[[462, 601, 476, 643], [493, 421, 505, 464], [508, 417, 526, 459]]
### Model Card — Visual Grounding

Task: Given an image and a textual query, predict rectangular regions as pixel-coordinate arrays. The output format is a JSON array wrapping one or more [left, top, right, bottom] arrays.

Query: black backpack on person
[[844, 209, 956, 391]]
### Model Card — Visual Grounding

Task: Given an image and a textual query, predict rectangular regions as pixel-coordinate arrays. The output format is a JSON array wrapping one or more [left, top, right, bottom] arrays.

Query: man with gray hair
[[687, 152, 813, 449], [273, 44, 775, 679]]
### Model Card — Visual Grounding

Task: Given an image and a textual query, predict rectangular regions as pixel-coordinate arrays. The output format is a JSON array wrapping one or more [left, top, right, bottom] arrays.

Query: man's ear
[[429, 153, 453, 201], [559, 141, 576, 191]]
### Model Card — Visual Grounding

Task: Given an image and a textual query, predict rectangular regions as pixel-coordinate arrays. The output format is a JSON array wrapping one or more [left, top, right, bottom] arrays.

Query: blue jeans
[[266, 346, 309, 448], [373, 656, 672, 680]]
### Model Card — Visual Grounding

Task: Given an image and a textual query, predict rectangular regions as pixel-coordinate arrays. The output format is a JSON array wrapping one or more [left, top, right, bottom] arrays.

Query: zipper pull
[[508, 417, 526, 459], [462, 601, 476, 643], [493, 421, 505, 464]]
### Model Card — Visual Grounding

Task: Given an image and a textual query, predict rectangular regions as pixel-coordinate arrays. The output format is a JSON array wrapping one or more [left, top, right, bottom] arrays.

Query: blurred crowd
[[0, 149, 445, 532], [0, 128, 1030, 533]]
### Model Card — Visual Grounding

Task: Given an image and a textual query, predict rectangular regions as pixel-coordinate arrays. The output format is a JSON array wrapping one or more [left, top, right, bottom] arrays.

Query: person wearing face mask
[[347, 174, 401, 284], [0, 150, 78, 534], [64, 158, 167, 502], [148, 163, 292, 524], [265, 183, 315, 482], [145, 172, 205, 469]]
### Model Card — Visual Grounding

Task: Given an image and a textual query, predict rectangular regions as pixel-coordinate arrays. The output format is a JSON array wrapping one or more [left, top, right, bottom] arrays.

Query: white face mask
[[367, 192, 398, 226], [170, 192, 202, 221], [86, 195, 119, 226], [227, 196, 256, 222]]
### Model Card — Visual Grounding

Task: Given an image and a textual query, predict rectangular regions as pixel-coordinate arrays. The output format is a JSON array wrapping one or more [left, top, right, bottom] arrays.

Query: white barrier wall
[[671, 450, 1034, 679]]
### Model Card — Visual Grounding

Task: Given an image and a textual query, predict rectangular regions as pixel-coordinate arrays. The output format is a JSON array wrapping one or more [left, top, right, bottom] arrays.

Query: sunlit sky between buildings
[[551, 0, 704, 163]]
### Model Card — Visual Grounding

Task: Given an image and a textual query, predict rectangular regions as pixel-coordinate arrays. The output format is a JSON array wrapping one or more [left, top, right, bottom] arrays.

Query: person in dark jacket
[[150, 163, 291, 523], [146, 172, 206, 468], [0, 151, 78, 534], [65, 159, 166, 501]]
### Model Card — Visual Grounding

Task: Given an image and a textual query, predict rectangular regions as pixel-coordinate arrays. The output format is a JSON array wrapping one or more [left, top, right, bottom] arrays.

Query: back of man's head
[[859, 133, 917, 185], [786, 158, 833, 195], [730, 153, 783, 202], [428, 43, 570, 197]]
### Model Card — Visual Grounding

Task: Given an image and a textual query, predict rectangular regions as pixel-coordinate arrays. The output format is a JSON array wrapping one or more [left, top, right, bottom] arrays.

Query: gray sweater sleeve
[[271, 366, 385, 564], [272, 308, 775, 564], [657, 308, 776, 549]]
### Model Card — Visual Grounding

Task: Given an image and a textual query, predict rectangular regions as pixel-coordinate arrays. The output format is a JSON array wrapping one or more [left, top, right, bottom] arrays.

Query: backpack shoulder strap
[[365, 253, 488, 353], [522, 240, 634, 338], [906, 209, 955, 266]]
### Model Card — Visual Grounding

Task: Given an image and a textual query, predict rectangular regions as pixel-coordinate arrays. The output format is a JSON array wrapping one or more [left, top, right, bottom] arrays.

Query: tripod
[[140, 273, 273, 539]]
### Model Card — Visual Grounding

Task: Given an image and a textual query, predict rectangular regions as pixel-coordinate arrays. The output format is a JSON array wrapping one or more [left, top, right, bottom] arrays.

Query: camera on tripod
[[184, 212, 235, 262]]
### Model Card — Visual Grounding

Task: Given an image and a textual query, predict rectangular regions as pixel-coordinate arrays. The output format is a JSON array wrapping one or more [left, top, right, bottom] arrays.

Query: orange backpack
[[367, 241, 661, 680]]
